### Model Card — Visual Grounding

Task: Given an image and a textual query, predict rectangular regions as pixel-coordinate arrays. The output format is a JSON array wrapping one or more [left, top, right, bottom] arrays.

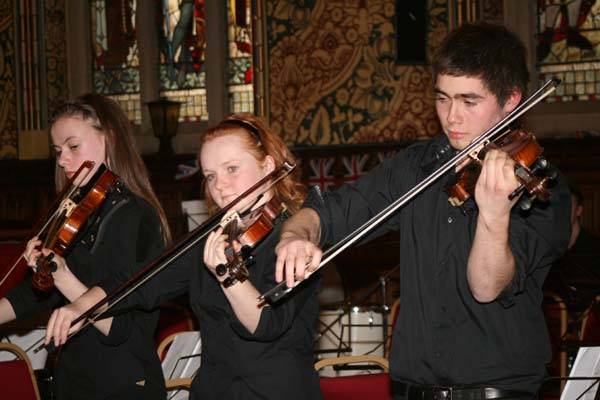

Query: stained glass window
[[157, 0, 208, 122], [536, 0, 600, 102], [91, 0, 141, 123], [227, 0, 254, 113]]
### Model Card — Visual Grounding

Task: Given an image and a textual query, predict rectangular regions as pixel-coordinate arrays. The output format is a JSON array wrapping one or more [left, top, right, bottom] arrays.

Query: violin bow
[[34, 161, 295, 353], [260, 77, 561, 304]]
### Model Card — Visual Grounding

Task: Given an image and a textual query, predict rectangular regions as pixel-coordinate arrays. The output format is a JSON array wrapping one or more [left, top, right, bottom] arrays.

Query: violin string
[[34, 162, 296, 352], [260, 78, 560, 303]]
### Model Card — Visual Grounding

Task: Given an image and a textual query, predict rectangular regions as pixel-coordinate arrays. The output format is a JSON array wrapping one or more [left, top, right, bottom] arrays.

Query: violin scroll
[[445, 129, 557, 211], [216, 199, 285, 287]]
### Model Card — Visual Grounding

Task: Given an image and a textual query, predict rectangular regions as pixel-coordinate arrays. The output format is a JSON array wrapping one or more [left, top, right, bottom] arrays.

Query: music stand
[[560, 347, 600, 400], [181, 200, 208, 232], [162, 331, 201, 400], [315, 265, 399, 376]]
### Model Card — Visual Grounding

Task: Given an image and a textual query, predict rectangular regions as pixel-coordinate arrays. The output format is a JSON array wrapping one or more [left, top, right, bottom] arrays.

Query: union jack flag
[[342, 154, 370, 183], [307, 157, 336, 191]]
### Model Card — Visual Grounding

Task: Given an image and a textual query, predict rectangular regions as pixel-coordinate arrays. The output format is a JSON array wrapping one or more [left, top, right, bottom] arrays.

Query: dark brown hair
[[432, 23, 529, 106]]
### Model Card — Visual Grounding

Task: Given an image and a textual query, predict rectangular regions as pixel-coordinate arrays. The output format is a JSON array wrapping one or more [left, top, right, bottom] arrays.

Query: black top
[[545, 228, 600, 313], [99, 211, 323, 400], [305, 135, 571, 394], [6, 186, 166, 400]]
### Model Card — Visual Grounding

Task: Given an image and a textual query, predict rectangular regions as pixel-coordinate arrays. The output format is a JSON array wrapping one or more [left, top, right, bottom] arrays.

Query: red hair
[[198, 113, 306, 216]]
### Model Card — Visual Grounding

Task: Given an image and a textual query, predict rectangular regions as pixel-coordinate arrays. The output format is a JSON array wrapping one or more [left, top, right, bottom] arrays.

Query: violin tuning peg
[[517, 195, 533, 211], [531, 157, 548, 173], [546, 166, 558, 181], [245, 254, 255, 267], [241, 245, 253, 259], [49, 261, 58, 273], [509, 184, 526, 201], [216, 264, 227, 277], [222, 276, 236, 288]]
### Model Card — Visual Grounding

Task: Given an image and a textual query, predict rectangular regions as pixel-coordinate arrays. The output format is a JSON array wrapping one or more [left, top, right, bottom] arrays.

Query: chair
[[316, 355, 392, 400], [579, 296, 600, 343], [543, 292, 569, 388], [157, 331, 201, 400], [386, 297, 400, 357], [0, 342, 41, 400], [155, 301, 196, 360]]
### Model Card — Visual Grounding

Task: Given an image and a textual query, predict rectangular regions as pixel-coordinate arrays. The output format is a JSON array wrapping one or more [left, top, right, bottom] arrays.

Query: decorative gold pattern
[[0, 0, 17, 158], [481, 0, 503, 24], [267, 0, 448, 145], [45, 0, 68, 115]]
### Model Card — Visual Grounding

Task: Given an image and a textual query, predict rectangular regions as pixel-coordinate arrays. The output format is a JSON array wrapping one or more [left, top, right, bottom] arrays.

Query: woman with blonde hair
[[0, 93, 170, 399]]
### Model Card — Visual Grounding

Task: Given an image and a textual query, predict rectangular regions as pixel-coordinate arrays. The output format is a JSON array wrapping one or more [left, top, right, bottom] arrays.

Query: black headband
[[222, 117, 262, 141]]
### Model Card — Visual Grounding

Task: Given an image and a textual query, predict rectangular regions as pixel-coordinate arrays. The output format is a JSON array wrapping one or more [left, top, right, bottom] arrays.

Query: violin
[[31, 162, 121, 292], [33, 162, 295, 353], [445, 129, 557, 211], [215, 198, 286, 287]]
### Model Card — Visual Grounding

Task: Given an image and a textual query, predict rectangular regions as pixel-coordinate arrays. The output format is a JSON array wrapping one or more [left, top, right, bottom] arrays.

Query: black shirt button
[[447, 216, 453, 223]]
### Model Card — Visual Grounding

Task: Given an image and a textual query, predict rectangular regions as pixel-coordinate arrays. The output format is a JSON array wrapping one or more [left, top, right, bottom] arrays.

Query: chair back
[[386, 298, 400, 356], [579, 299, 600, 342], [155, 302, 196, 360], [161, 331, 201, 400], [543, 292, 569, 381], [0, 342, 41, 400], [316, 355, 392, 400]]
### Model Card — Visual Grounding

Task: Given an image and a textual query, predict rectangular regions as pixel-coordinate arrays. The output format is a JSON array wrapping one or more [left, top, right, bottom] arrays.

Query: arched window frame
[[64, 0, 265, 154]]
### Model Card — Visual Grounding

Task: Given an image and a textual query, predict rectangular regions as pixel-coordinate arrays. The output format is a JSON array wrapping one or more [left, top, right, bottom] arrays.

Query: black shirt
[[305, 135, 571, 393], [100, 211, 323, 400], [6, 186, 166, 400]]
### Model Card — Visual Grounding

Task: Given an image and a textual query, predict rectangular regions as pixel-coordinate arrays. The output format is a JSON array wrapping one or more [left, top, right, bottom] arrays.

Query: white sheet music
[[181, 200, 208, 232], [162, 331, 202, 400], [561, 347, 600, 400], [0, 328, 48, 370]]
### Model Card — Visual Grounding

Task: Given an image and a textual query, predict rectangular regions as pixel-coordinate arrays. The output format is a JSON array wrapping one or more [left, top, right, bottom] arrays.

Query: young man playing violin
[[275, 23, 571, 399]]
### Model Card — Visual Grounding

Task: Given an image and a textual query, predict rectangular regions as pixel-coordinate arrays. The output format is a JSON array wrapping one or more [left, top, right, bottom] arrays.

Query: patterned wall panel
[[45, 0, 68, 114], [0, 0, 17, 159], [481, 0, 503, 24], [266, 0, 448, 145]]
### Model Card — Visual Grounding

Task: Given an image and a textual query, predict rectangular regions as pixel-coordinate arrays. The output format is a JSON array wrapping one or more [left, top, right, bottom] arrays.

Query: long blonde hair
[[198, 113, 306, 216], [49, 94, 172, 243]]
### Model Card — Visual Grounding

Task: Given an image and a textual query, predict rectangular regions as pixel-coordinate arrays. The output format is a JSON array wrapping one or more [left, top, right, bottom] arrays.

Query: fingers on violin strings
[[501, 155, 518, 189]]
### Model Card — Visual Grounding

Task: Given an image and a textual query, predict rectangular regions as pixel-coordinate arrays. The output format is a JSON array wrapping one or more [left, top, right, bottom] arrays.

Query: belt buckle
[[432, 385, 453, 400]]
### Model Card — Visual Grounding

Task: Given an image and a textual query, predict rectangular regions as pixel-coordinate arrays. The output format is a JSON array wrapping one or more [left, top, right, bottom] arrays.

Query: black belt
[[393, 382, 533, 400]]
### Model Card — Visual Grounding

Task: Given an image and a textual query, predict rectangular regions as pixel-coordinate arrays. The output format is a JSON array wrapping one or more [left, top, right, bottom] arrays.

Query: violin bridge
[[59, 198, 78, 216], [219, 210, 241, 229], [468, 140, 489, 161]]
